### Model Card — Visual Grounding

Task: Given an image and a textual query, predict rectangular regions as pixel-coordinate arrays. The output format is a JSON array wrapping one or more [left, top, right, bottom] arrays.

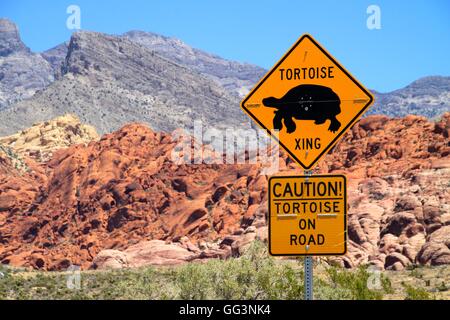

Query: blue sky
[[1, 0, 449, 92]]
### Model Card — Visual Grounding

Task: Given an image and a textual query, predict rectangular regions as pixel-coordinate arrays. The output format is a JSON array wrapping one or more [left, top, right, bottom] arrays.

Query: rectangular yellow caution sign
[[268, 175, 347, 256]]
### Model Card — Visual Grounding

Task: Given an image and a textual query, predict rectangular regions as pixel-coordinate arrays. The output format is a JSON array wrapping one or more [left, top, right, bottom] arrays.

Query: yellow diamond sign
[[241, 34, 374, 169]]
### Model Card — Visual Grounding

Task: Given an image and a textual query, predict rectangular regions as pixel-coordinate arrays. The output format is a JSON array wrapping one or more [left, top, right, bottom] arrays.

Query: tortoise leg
[[284, 117, 297, 134], [273, 110, 283, 131], [314, 117, 326, 125], [328, 116, 341, 133]]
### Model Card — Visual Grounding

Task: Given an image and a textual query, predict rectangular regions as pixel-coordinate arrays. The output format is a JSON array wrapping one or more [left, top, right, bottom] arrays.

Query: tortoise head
[[262, 97, 281, 109]]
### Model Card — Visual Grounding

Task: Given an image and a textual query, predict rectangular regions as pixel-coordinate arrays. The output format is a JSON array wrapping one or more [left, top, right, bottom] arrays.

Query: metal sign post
[[304, 256, 313, 300], [304, 169, 313, 300]]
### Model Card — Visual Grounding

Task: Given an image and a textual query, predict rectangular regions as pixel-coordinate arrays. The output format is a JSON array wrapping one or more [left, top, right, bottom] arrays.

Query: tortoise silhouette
[[262, 84, 341, 134]]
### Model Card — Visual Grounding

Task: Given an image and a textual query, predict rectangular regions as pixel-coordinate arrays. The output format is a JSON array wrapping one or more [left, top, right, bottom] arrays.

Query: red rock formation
[[0, 113, 449, 270], [0, 123, 266, 270], [323, 113, 450, 270]]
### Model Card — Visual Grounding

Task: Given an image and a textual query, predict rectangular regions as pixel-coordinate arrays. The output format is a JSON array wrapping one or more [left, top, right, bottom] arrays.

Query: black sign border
[[268, 174, 347, 256], [240, 34, 374, 170]]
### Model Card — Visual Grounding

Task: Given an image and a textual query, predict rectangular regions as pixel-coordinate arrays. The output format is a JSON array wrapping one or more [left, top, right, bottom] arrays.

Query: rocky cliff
[[41, 41, 69, 78], [123, 30, 266, 97], [0, 19, 54, 109]]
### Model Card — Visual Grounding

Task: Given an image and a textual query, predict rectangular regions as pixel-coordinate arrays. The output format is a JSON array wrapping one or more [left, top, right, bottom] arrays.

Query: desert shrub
[[175, 241, 303, 300], [321, 265, 392, 300], [176, 263, 214, 299], [77, 268, 175, 300], [435, 281, 448, 292], [402, 283, 433, 300], [408, 268, 424, 279], [0, 265, 9, 299]]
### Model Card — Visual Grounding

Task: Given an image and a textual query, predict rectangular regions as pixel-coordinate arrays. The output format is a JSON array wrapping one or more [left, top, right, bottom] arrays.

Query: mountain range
[[0, 18, 449, 136], [368, 76, 450, 119]]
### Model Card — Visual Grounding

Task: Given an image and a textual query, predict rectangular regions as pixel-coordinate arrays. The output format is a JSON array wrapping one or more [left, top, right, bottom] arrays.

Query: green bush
[[403, 283, 433, 300], [435, 281, 448, 292], [321, 266, 392, 300], [175, 241, 303, 300]]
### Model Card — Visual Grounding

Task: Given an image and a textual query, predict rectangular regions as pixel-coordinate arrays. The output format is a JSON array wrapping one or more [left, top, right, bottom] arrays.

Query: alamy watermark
[[367, 5, 381, 30], [171, 120, 280, 175], [366, 265, 383, 290], [66, 264, 81, 290], [66, 5, 81, 30]]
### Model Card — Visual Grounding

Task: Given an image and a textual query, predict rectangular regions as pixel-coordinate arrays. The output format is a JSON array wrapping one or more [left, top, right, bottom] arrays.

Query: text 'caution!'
[[269, 175, 347, 256]]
